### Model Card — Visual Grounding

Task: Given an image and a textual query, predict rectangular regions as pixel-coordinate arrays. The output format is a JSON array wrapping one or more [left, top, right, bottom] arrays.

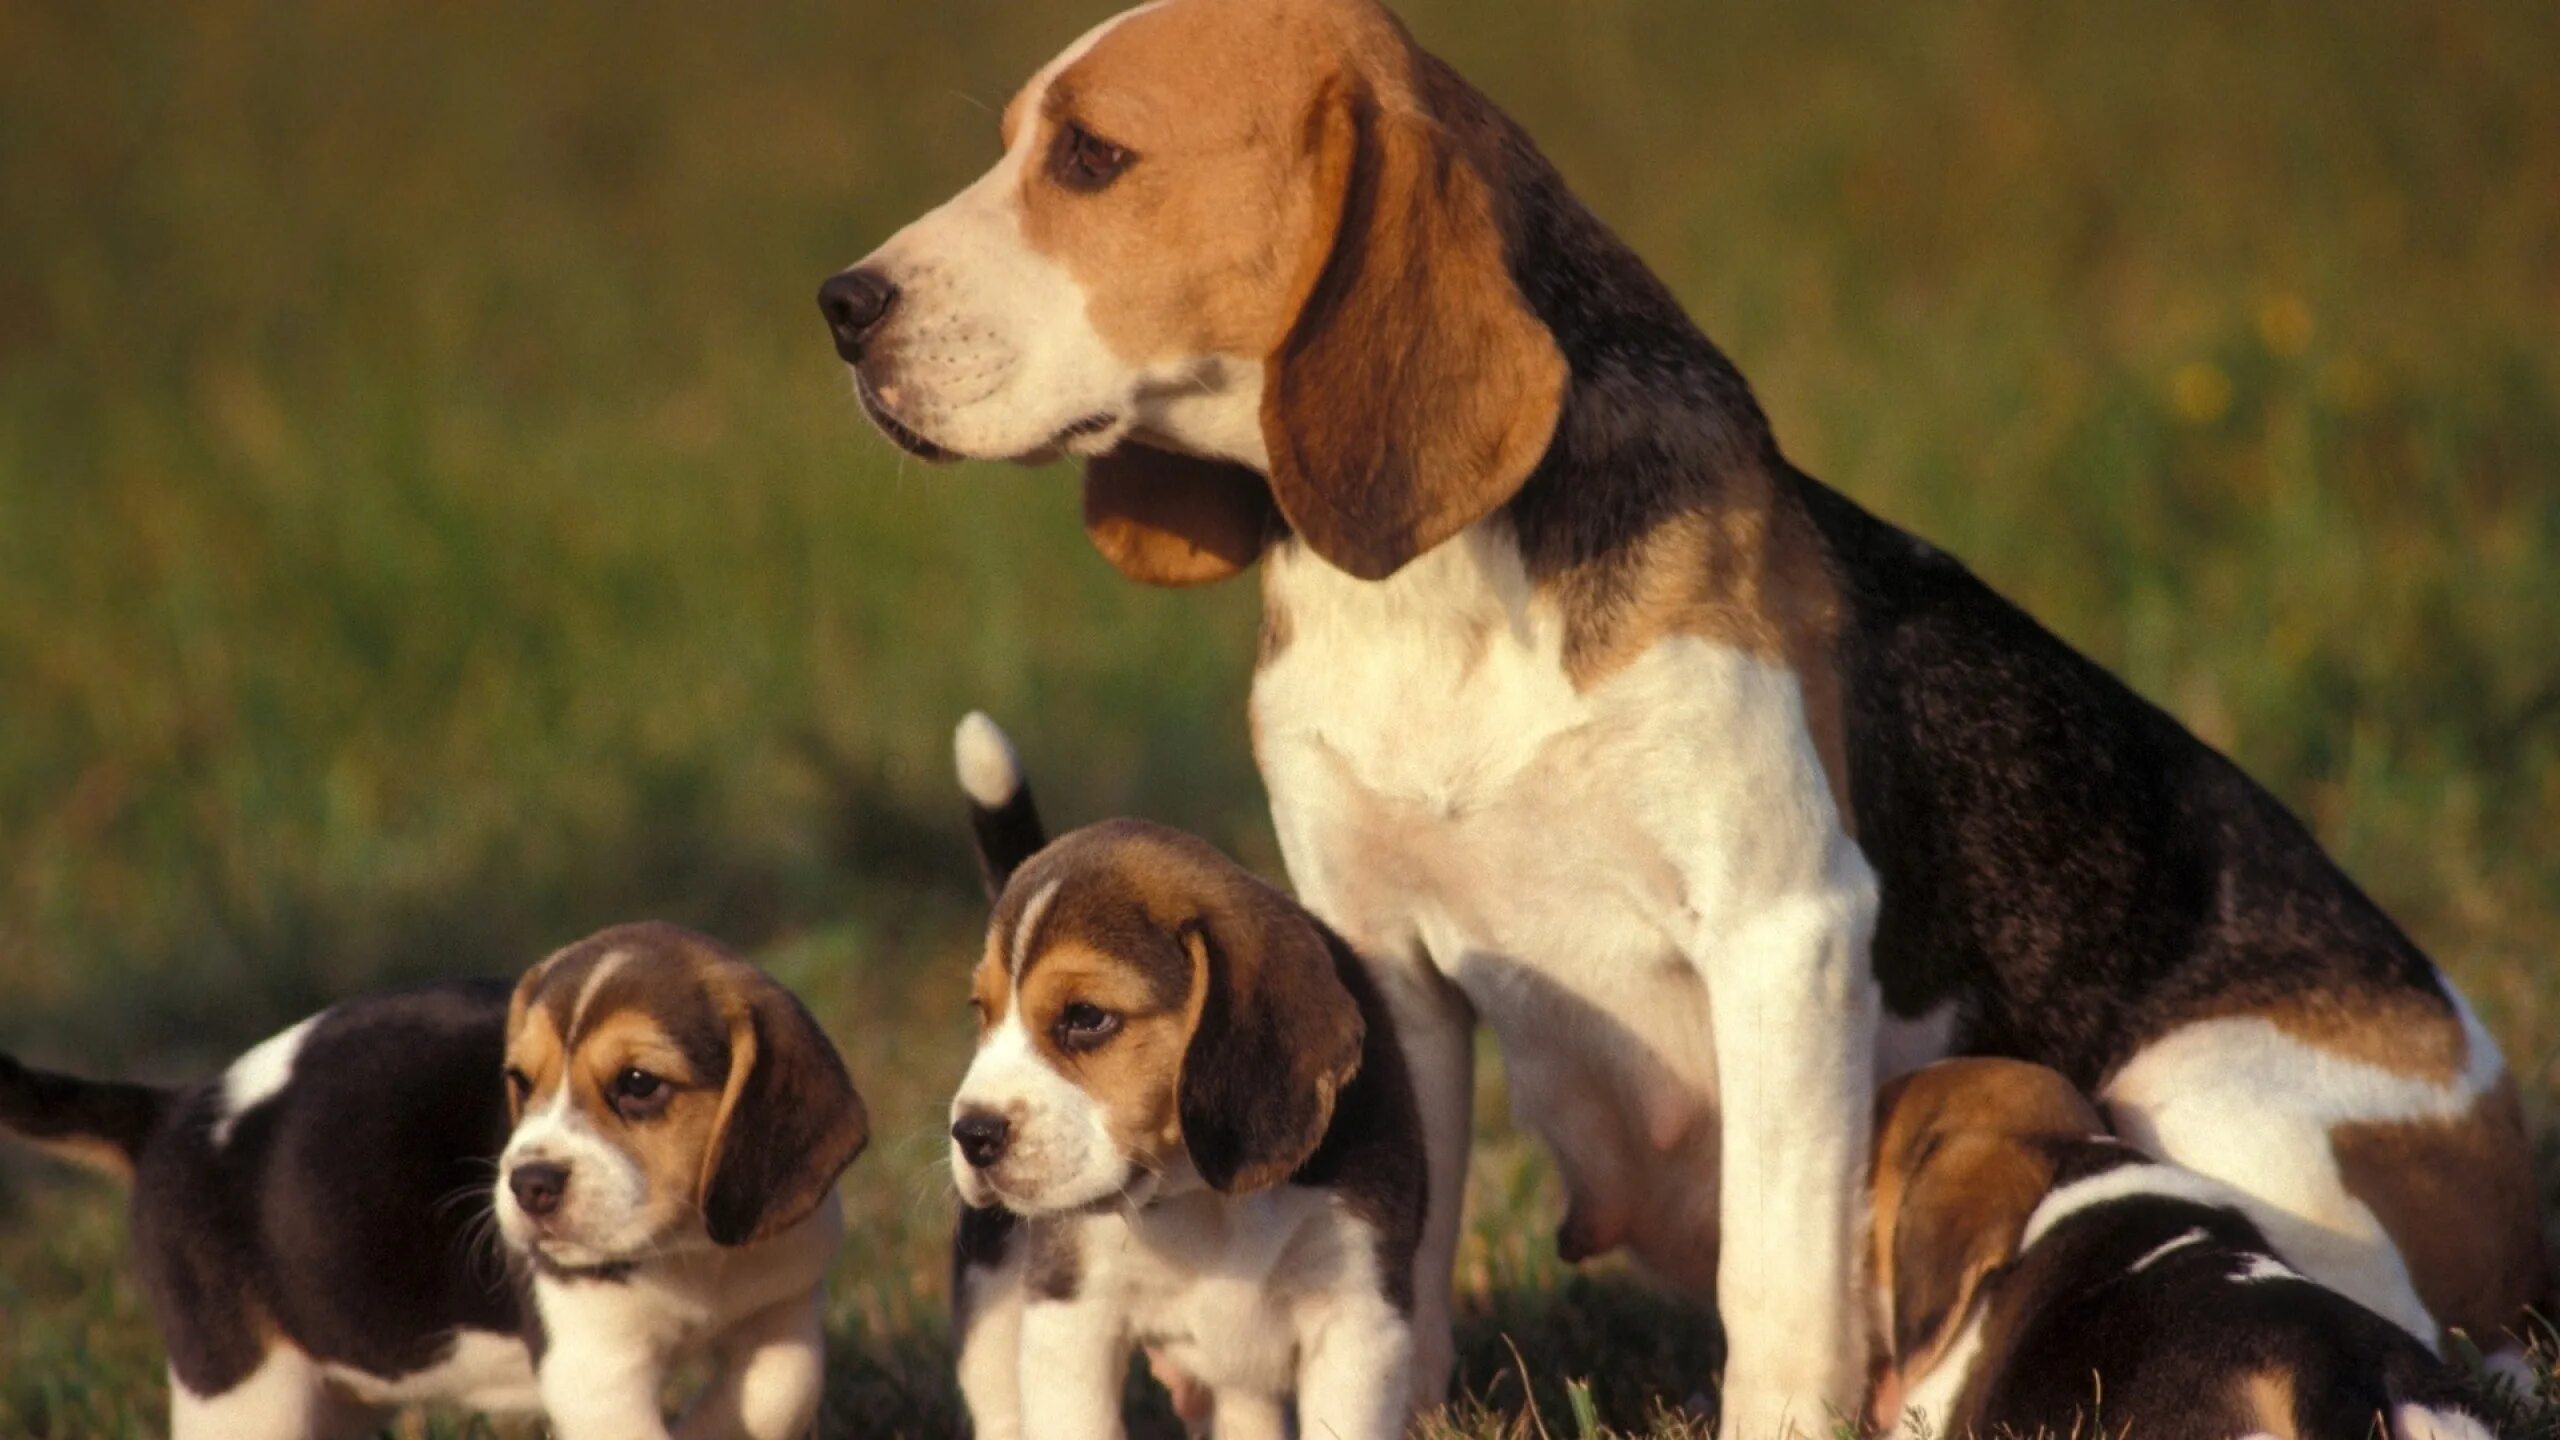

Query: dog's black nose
[[818, 268, 898, 361], [509, 1161, 569, 1218], [951, 1111, 1010, 1170]]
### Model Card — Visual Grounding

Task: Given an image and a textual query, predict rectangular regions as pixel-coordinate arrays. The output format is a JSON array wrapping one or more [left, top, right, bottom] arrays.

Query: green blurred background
[[2, 0, 2555, 1433]]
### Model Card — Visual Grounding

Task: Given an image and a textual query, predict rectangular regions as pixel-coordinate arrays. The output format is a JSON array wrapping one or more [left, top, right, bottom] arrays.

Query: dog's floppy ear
[[1885, 1131, 2047, 1373], [1081, 443, 1280, 587], [1259, 68, 1567, 581], [1176, 888, 1364, 1194], [699, 965, 869, 1247], [1873, 1061, 2099, 1378]]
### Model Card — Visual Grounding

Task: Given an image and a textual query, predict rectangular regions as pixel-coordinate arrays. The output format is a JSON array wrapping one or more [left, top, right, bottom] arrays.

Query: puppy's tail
[[954, 711, 1049, 896], [0, 1052, 171, 1180]]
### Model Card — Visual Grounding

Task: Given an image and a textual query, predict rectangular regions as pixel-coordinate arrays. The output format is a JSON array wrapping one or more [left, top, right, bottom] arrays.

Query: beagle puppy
[[944, 712, 1425, 1440], [1870, 1060, 2496, 1440], [0, 922, 867, 1440], [820, 0, 2546, 1432]]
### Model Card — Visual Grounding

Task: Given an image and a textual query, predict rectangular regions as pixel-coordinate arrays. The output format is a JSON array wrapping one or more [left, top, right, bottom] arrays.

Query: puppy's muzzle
[[508, 1159, 570, 1218], [817, 267, 899, 363], [951, 1110, 1011, 1170]]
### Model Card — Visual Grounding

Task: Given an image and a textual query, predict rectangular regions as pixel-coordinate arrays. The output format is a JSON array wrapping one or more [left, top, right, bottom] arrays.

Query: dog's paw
[[1408, 1309, 1456, 1417], [1715, 1376, 1839, 1440]]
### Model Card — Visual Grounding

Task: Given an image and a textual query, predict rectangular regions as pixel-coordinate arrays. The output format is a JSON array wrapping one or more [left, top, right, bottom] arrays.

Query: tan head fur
[[1869, 1059, 2104, 1400], [498, 922, 868, 1264], [835, 0, 1566, 586], [949, 819, 1364, 1212]]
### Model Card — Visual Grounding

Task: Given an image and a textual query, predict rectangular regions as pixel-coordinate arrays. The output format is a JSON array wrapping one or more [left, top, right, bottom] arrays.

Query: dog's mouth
[[855, 376, 1118, 466], [1052, 412, 1116, 445], [960, 1157, 1159, 1219], [855, 376, 957, 462]]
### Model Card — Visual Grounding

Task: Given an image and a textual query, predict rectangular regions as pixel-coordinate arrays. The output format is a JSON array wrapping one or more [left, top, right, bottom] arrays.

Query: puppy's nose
[[508, 1160, 570, 1218], [818, 268, 898, 361], [951, 1111, 1010, 1170]]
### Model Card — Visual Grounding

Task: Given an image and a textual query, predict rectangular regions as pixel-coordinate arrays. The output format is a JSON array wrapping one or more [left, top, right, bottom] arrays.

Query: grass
[[1, 0, 2556, 1433]]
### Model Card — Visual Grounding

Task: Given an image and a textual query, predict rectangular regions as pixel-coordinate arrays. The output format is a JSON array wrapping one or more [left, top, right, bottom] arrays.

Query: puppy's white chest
[[1091, 1191, 1350, 1394]]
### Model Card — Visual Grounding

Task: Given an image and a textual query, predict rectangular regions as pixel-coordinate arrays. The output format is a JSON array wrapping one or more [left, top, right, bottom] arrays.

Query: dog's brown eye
[[1050, 123, 1134, 192], [610, 1067, 671, 1120], [1054, 1002, 1121, 1052], [504, 1066, 533, 1102]]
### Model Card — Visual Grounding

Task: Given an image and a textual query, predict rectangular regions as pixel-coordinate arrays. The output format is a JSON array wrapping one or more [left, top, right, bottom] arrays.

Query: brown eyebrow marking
[[1039, 76, 1081, 127]]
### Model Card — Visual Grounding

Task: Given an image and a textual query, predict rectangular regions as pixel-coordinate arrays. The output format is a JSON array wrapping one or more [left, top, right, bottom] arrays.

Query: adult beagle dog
[[0, 922, 867, 1440], [818, 0, 2548, 1431], [943, 712, 1425, 1440], [1870, 1059, 2496, 1440]]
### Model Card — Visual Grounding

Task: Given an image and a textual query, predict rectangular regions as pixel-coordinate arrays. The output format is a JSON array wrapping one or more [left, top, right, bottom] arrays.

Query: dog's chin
[[853, 377, 1124, 469], [854, 380, 958, 462]]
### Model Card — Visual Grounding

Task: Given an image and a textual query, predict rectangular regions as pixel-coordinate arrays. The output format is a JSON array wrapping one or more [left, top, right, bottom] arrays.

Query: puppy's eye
[[609, 1067, 672, 1120], [1049, 123, 1134, 192], [504, 1067, 533, 1103], [1054, 1002, 1121, 1052]]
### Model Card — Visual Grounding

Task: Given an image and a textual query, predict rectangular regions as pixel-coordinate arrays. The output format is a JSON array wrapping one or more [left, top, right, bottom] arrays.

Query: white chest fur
[[977, 1186, 1413, 1440], [1081, 1187, 1363, 1394], [1251, 527, 1882, 1286]]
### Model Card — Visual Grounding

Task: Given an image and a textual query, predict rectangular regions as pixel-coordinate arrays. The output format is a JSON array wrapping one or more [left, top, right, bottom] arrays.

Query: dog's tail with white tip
[[0, 1052, 172, 1179], [954, 711, 1049, 897]]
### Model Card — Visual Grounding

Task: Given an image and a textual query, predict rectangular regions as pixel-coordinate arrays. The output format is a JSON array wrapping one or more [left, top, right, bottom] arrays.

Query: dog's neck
[[1494, 129, 1791, 584]]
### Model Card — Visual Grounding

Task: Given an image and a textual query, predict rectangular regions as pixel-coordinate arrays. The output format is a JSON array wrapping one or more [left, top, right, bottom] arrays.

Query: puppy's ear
[[1081, 443, 1279, 587], [954, 711, 1050, 898], [1259, 70, 1566, 581], [1176, 890, 1365, 1194], [1885, 1132, 2051, 1374], [699, 966, 869, 1247]]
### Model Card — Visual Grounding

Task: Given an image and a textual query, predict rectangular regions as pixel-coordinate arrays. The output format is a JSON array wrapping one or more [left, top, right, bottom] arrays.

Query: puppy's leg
[[677, 1291, 827, 1440], [1205, 1390, 1286, 1440], [956, 1209, 1030, 1440], [1370, 957, 1474, 1415], [540, 1336, 676, 1440], [168, 1345, 334, 1440], [1296, 1299, 1415, 1440], [1018, 1295, 1129, 1440]]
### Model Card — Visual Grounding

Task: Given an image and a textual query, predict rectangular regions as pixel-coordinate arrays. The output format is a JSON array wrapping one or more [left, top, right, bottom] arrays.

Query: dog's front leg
[[1018, 1295, 1130, 1440], [539, 1337, 678, 1440], [676, 1291, 827, 1440], [1368, 955, 1474, 1415], [955, 1211, 1031, 1440], [1699, 851, 1879, 1440], [1296, 1296, 1416, 1440]]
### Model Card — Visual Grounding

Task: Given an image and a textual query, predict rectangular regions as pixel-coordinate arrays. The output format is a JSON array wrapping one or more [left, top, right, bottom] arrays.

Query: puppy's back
[[131, 979, 520, 1397], [1969, 1150, 2494, 1440]]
